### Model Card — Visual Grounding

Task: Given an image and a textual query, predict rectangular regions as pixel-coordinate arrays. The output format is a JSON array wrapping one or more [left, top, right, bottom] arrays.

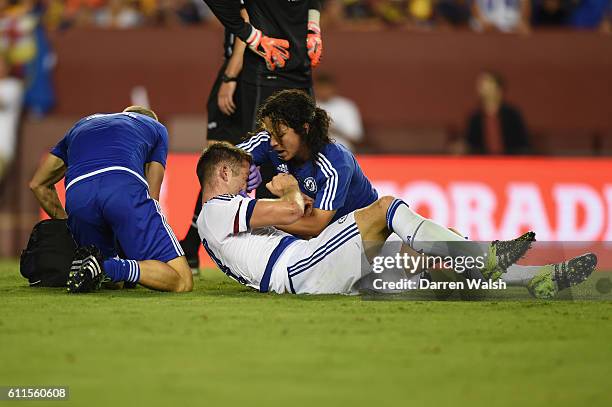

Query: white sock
[[501, 265, 541, 287], [386, 199, 486, 259]]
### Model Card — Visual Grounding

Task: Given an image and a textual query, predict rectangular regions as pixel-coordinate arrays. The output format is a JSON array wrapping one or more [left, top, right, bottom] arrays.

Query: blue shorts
[[65, 173, 184, 262]]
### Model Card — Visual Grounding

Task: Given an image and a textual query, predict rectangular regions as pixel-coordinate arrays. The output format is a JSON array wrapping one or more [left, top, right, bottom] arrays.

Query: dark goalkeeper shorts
[[206, 65, 244, 145]]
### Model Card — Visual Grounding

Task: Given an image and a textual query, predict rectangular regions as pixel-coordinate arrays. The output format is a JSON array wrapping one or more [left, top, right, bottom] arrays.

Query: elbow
[[28, 179, 41, 194]]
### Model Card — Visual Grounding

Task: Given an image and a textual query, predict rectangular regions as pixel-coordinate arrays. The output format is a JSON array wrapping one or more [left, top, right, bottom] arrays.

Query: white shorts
[[270, 213, 367, 294]]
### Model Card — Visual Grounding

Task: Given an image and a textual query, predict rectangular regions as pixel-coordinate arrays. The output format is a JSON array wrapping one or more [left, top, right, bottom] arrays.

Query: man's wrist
[[307, 21, 321, 34], [308, 9, 321, 27], [222, 74, 239, 83], [281, 185, 300, 196]]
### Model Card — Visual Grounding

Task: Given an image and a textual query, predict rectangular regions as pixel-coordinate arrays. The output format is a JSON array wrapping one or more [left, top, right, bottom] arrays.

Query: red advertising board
[[46, 155, 612, 267], [358, 156, 612, 242]]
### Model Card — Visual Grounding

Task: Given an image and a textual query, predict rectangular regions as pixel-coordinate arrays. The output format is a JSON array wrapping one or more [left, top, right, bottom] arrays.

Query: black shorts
[[240, 81, 313, 198], [206, 64, 244, 145], [240, 80, 313, 134]]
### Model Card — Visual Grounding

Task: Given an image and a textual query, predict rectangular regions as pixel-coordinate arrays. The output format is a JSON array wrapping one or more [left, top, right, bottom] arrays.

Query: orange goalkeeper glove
[[306, 21, 322, 68], [246, 27, 290, 71]]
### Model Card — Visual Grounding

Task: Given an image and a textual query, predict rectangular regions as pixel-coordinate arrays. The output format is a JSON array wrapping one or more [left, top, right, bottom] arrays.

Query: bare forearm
[[270, 189, 305, 226], [148, 182, 161, 201], [275, 216, 322, 238], [281, 189, 305, 213], [224, 8, 248, 78], [275, 206, 334, 238], [225, 41, 246, 77], [33, 185, 67, 219], [29, 154, 68, 218], [145, 162, 165, 200], [252, 175, 307, 228]]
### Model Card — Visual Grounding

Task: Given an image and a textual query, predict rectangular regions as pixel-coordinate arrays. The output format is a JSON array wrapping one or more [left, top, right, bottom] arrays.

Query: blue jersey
[[50, 112, 169, 190], [237, 131, 378, 221]]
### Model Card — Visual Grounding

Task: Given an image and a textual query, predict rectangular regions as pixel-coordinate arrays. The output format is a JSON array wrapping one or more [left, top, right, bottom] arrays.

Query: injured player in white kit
[[196, 142, 597, 298]]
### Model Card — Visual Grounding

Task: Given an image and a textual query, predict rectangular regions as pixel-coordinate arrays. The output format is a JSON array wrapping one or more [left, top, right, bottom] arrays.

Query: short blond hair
[[123, 105, 158, 121]]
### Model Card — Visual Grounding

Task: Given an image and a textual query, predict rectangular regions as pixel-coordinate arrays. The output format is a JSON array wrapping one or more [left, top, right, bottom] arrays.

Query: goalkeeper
[[180, 1, 324, 271], [236, 0, 324, 203], [202, 0, 292, 71]]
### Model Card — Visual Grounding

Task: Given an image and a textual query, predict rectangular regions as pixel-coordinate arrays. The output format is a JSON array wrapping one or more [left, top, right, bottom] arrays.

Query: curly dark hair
[[255, 89, 331, 162]]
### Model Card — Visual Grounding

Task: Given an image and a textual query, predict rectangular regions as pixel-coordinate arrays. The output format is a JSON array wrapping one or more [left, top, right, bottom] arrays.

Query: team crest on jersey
[[277, 164, 289, 173], [303, 177, 317, 193], [337, 215, 348, 224]]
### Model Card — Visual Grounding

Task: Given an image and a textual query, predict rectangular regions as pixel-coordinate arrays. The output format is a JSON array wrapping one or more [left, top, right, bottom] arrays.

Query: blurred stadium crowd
[[0, 0, 610, 31], [0, 0, 610, 183]]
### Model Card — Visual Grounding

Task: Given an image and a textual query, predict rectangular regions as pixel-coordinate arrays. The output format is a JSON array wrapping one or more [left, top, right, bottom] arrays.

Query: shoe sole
[[486, 231, 536, 280], [528, 252, 598, 299], [555, 252, 598, 291]]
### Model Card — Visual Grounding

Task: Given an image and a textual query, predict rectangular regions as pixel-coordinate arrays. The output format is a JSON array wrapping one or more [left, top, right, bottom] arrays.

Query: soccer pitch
[[1, 259, 611, 407]]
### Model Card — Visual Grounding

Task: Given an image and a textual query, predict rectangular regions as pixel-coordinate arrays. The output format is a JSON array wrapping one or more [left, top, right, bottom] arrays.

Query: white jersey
[[197, 194, 297, 292], [199, 194, 368, 295]]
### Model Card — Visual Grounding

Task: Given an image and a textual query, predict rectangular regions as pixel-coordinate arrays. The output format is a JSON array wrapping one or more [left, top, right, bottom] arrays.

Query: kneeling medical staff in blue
[[29, 106, 193, 293], [196, 142, 596, 298]]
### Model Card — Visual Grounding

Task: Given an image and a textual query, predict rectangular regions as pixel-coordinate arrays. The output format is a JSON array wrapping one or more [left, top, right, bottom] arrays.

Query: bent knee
[[168, 256, 194, 292], [376, 196, 396, 212], [176, 279, 193, 293], [173, 273, 193, 292]]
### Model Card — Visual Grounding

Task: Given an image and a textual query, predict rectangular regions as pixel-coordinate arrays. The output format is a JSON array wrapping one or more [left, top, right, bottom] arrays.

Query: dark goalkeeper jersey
[[242, 0, 321, 88], [204, 0, 252, 41], [221, 1, 245, 60], [205, 0, 321, 88]]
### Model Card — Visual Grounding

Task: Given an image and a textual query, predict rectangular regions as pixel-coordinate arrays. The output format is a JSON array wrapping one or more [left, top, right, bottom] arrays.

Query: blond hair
[[123, 105, 159, 121]]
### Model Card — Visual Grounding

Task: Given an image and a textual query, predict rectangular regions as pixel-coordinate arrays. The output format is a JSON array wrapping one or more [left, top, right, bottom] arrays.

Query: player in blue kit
[[196, 142, 597, 297], [237, 89, 378, 238], [29, 106, 193, 293]]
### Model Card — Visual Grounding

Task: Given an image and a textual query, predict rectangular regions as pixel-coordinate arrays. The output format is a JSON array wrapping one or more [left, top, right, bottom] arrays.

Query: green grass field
[[1, 259, 611, 407]]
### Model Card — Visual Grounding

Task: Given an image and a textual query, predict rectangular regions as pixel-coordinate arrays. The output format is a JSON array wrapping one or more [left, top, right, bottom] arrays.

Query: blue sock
[[103, 258, 140, 283]]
